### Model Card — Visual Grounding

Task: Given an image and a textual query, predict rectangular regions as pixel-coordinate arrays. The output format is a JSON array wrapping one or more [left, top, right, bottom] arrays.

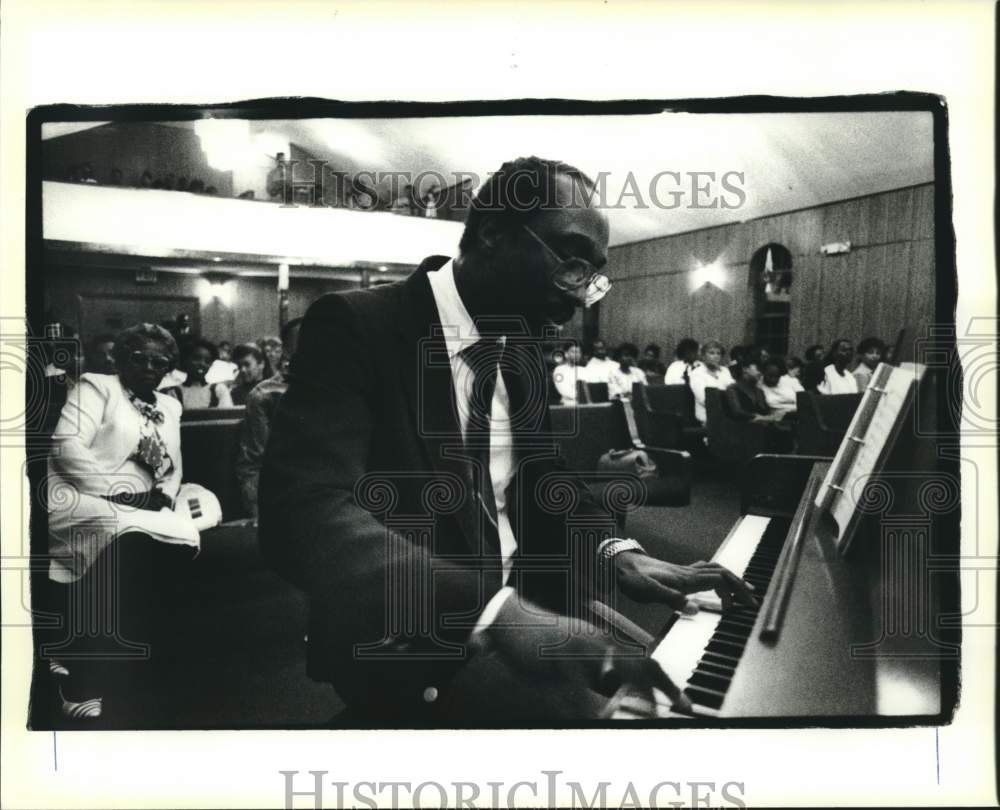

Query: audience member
[[234, 318, 303, 517], [608, 342, 647, 400], [725, 358, 778, 422], [803, 343, 825, 364], [109, 168, 124, 187], [172, 339, 234, 409], [266, 153, 288, 201], [551, 340, 582, 405], [139, 170, 154, 189], [230, 343, 266, 405], [188, 179, 205, 194], [817, 338, 859, 395], [689, 340, 734, 425], [581, 338, 617, 385], [727, 344, 748, 377], [205, 340, 239, 385], [853, 336, 885, 390], [638, 343, 667, 379], [258, 336, 283, 379], [422, 183, 440, 218], [43, 323, 199, 721], [758, 357, 799, 417], [664, 338, 700, 384], [84, 333, 117, 376], [800, 359, 826, 393], [785, 356, 804, 383]]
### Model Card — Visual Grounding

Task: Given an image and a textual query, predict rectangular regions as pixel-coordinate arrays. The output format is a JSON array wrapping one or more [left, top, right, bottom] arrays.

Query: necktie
[[459, 337, 504, 554]]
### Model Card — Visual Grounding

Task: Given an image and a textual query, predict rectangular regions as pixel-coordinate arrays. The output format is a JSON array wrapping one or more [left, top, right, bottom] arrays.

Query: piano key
[[689, 670, 732, 693], [685, 684, 726, 710], [688, 514, 773, 611], [646, 514, 791, 716]]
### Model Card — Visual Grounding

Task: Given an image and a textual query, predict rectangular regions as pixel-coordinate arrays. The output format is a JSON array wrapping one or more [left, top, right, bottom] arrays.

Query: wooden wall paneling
[[886, 186, 916, 243], [852, 195, 873, 247], [604, 183, 933, 361], [883, 240, 913, 341], [785, 208, 824, 258], [866, 192, 889, 247], [858, 244, 884, 341], [788, 253, 820, 353], [912, 184, 935, 240], [908, 238, 937, 330]]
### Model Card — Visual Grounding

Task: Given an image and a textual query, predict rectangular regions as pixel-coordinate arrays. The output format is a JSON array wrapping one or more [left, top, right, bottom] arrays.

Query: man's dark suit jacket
[[259, 257, 617, 722]]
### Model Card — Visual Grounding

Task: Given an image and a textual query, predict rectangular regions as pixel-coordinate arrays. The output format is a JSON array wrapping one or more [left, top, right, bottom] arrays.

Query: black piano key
[[684, 685, 725, 710], [689, 670, 732, 693], [706, 639, 745, 658], [696, 660, 733, 678], [701, 652, 738, 670], [679, 516, 794, 714], [712, 629, 749, 646]]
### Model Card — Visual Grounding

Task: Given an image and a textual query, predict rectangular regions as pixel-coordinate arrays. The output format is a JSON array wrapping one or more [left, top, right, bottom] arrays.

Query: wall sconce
[[198, 274, 235, 307], [690, 257, 728, 292]]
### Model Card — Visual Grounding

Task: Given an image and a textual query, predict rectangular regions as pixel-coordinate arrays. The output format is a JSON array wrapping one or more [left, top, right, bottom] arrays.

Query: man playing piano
[[260, 156, 755, 725]]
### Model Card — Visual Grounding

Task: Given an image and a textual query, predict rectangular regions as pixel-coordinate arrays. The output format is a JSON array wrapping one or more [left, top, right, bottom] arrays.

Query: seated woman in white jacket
[[688, 340, 734, 424], [44, 323, 201, 724]]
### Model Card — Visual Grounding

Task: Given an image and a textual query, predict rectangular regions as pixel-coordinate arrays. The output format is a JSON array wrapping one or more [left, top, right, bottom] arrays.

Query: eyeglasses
[[127, 351, 171, 372], [522, 225, 612, 307]]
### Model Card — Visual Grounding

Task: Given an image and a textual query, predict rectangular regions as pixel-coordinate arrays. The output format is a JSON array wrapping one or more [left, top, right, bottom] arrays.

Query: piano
[[608, 362, 956, 720]]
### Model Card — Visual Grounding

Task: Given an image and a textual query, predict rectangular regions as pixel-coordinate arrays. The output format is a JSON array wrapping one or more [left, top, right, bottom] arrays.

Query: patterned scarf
[[123, 385, 173, 480]]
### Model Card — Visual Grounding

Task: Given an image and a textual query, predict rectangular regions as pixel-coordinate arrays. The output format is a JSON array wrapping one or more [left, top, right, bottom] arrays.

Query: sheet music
[[815, 362, 926, 551]]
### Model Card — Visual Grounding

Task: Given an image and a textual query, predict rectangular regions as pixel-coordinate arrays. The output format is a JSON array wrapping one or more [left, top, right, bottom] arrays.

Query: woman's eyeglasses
[[522, 225, 612, 307], [127, 351, 171, 372]]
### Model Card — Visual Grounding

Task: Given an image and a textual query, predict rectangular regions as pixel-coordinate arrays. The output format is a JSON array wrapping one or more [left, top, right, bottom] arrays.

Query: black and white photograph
[[21, 101, 958, 730], [1, 2, 995, 808]]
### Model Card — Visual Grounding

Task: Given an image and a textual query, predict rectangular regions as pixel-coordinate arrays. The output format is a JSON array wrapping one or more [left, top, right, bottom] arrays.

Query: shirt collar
[[426, 258, 481, 360]]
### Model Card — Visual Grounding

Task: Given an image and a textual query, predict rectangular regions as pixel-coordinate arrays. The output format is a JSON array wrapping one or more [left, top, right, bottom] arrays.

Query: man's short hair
[[232, 343, 263, 363], [458, 156, 596, 254], [618, 341, 639, 357], [857, 336, 886, 354], [674, 338, 699, 359], [701, 339, 725, 354], [644, 343, 661, 356]]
